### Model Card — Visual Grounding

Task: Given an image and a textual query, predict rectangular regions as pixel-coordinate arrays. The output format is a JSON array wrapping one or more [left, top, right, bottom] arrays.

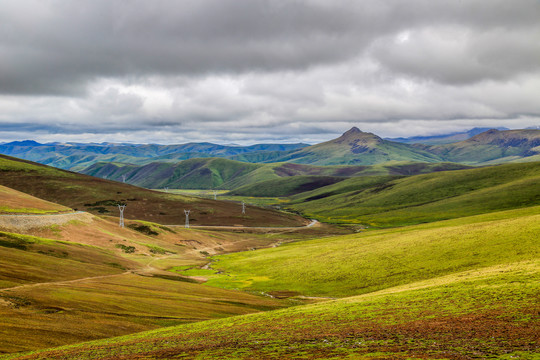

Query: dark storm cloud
[[1, 0, 538, 95]]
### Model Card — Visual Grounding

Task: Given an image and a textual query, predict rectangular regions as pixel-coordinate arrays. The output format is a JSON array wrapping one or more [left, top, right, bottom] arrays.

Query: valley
[[0, 130, 538, 359]]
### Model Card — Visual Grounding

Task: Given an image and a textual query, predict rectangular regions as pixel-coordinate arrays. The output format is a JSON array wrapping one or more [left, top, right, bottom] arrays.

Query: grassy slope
[[204, 206, 540, 297], [0, 210, 296, 354], [228, 162, 470, 197], [0, 185, 71, 214], [0, 231, 133, 289], [4, 261, 537, 359], [0, 155, 304, 227], [228, 176, 346, 197], [288, 161, 540, 226]]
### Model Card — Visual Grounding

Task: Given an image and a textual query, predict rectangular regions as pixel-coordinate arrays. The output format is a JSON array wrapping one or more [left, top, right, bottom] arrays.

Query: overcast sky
[[1, 0, 539, 144]]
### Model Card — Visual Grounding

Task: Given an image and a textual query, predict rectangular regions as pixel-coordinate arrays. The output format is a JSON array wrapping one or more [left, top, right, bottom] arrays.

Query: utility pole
[[242, 201, 246, 215], [118, 204, 126, 228], [184, 209, 191, 228]]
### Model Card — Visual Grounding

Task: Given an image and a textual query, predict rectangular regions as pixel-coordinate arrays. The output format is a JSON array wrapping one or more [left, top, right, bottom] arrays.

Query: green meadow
[[3, 260, 536, 359], [203, 206, 540, 297]]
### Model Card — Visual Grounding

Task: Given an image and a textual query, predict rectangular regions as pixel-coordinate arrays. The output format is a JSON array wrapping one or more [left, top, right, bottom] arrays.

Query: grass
[[4, 260, 537, 359], [204, 206, 540, 297], [0, 185, 71, 214], [0, 219, 293, 354], [0, 155, 305, 227], [288, 161, 540, 227]]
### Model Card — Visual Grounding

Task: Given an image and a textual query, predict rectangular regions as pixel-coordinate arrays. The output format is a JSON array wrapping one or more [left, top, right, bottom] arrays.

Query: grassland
[[0, 185, 71, 214], [0, 199, 314, 354], [288, 161, 540, 227], [3, 260, 536, 359], [201, 205, 540, 297]]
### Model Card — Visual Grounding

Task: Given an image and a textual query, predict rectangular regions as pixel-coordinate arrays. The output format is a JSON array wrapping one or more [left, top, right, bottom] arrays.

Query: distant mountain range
[[0, 141, 308, 171], [2, 127, 540, 192], [387, 127, 510, 145]]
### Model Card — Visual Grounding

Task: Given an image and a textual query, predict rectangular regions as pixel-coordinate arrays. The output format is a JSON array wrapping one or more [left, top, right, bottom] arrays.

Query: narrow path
[[0, 270, 133, 292], [0, 211, 85, 217], [168, 219, 319, 230]]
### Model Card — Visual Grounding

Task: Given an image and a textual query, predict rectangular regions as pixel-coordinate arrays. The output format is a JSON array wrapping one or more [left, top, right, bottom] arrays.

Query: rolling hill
[[82, 156, 470, 191], [417, 128, 540, 164], [4, 205, 538, 359], [286, 161, 540, 227], [0, 155, 304, 227]]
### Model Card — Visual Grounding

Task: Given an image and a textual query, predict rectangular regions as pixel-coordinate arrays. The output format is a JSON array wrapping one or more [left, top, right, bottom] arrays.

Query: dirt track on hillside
[[0, 211, 93, 230]]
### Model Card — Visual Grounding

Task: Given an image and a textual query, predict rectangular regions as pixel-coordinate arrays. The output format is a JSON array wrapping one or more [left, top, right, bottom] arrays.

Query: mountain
[[271, 127, 443, 165], [387, 127, 509, 145], [419, 128, 540, 164], [0, 154, 304, 227], [0, 141, 309, 171]]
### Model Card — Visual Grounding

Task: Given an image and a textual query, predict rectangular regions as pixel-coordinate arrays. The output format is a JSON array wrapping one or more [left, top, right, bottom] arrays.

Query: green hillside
[[5, 205, 538, 359], [0, 155, 304, 227], [287, 161, 540, 227], [419, 128, 540, 164], [228, 176, 346, 197], [204, 206, 539, 297]]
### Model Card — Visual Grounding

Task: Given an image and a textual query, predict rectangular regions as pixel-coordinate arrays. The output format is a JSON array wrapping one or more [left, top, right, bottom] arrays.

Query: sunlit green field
[[287, 161, 540, 227], [4, 260, 537, 359], [202, 206, 540, 297]]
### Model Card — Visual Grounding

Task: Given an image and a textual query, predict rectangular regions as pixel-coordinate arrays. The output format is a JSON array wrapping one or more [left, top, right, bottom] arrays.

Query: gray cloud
[[0, 0, 539, 143]]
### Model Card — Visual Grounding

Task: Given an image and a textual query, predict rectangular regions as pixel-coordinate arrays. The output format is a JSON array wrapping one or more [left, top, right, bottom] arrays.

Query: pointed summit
[[342, 127, 362, 136]]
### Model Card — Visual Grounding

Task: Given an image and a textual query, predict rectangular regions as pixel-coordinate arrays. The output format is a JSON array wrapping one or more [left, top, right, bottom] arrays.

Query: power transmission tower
[[184, 209, 191, 228], [213, 190, 218, 200], [164, 187, 169, 193], [122, 174, 127, 183], [242, 201, 246, 215], [118, 204, 126, 228]]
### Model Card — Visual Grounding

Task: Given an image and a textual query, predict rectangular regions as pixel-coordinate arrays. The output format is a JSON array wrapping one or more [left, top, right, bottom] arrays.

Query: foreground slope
[[288, 161, 540, 226], [4, 206, 538, 359], [0, 155, 304, 227], [0, 190, 299, 353]]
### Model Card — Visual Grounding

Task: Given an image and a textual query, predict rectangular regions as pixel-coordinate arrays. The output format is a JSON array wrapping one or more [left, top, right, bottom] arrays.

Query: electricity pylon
[[242, 201, 246, 215], [184, 209, 191, 228], [122, 175, 127, 183], [213, 190, 218, 200], [118, 204, 126, 228]]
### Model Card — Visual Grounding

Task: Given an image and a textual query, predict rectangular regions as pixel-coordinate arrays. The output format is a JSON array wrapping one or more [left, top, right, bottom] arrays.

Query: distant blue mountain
[[387, 127, 509, 145], [0, 140, 309, 170]]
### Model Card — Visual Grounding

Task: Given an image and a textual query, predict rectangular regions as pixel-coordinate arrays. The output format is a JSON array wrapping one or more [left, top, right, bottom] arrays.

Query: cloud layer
[[1, 0, 539, 144]]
